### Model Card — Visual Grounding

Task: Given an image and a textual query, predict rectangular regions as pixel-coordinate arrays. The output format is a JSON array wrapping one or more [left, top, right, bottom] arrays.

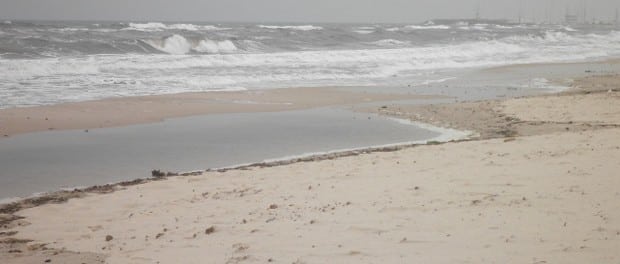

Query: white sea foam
[[146, 34, 193, 54], [2, 30, 620, 108], [563, 26, 578, 32], [410, 77, 456, 86], [524, 78, 570, 93], [5, 31, 620, 75], [123, 22, 227, 32], [145, 35, 239, 54], [56, 27, 89, 31], [459, 24, 490, 31], [405, 25, 451, 30], [370, 39, 410, 47], [258, 25, 323, 31], [387, 117, 473, 141], [194, 39, 238, 54], [124, 22, 170, 31], [260, 117, 472, 164], [355, 26, 375, 33], [387, 24, 451, 31]]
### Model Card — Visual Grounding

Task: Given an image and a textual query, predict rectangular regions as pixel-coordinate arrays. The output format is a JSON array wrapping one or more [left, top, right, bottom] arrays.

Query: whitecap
[[563, 26, 578, 32], [494, 25, 515, 29], [369, 39, 410, 47], [405, 25, 451, 30], [123, 22, 227, 32], [194, 39, 238, 54], [258, 25, 323, 31], [144, 35, 239, 55], [4, 30, 620, 108]]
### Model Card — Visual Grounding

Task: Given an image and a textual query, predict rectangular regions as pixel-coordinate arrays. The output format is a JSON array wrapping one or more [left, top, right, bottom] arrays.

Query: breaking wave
[[144, 34, 238, 54], [2, 21, 620, 108]]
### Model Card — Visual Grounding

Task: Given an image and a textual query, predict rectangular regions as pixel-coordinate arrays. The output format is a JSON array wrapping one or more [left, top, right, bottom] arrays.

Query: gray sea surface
[[1, 20, 620, 108]]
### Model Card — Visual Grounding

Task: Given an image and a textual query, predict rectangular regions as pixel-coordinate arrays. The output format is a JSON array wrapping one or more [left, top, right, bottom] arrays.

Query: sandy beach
[[1, 69, 619, 263]]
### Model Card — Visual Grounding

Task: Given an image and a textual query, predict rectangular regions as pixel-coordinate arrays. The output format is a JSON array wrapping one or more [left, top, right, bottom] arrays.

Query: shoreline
[[1, 60, 618, 202], [0, 86, 441, 137], [2, 58, 618, 138], [3, 71, 617, 206], [1, 62, 618, 204]]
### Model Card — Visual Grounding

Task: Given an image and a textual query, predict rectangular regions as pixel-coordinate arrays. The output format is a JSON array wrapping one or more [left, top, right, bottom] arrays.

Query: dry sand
[[0, 87, 438, 137], [2, 75, 620, 263]]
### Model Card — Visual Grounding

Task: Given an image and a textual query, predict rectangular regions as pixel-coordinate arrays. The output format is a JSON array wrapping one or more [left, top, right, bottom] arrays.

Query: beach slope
[[2, 77, 620, 263]]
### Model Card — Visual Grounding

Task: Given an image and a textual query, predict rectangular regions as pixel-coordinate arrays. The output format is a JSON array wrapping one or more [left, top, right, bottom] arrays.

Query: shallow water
[[0, 108, 452, 199]]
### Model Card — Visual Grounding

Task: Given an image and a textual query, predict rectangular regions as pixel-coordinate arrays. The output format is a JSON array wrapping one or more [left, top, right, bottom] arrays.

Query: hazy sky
[[1, 0, 618, 23]]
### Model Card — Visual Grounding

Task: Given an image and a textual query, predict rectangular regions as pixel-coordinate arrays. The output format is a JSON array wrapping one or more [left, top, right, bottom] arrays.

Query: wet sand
[[1, 71, 620, 263], [360, 71, 620, 139], [0, 87, 440, 137]]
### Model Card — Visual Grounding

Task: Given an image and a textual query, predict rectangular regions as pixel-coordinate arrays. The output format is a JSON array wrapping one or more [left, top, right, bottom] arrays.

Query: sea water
[[1, 20, 619, 108]]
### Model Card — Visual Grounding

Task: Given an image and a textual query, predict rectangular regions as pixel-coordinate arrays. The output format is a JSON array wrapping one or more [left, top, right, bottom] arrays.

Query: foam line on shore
[[197, 116, 471, 171]]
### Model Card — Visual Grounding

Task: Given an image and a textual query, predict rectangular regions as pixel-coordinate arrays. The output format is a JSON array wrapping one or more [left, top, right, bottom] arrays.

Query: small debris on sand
[[151, 170, 166, 178], [205, 226, 215, 235]]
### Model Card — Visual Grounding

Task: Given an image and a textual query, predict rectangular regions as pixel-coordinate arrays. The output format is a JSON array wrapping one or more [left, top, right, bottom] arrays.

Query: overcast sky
[[1, 0, 618, 23]]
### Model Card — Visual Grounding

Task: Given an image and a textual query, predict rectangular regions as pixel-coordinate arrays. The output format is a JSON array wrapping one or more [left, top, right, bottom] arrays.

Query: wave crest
[[145, 34, 238, 54]]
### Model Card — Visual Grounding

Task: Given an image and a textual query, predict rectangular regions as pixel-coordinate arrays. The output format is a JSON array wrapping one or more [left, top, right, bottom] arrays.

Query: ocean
[[1, 20, 619, 108]]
